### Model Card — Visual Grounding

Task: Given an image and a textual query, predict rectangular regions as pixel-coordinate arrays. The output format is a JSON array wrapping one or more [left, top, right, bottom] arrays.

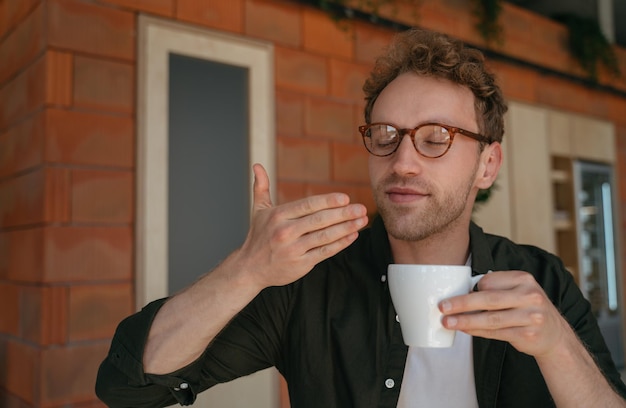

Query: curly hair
[[363, 28, 508, 144]]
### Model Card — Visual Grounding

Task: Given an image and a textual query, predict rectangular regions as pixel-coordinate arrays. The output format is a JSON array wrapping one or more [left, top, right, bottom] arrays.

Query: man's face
[[368, 72, 484, 242]]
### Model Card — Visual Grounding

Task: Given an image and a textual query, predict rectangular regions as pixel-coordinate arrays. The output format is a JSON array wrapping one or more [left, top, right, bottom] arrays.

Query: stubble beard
[[374, 171, 477, 242]]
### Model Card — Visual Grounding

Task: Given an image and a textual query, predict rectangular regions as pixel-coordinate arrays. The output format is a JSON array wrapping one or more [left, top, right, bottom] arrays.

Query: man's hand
[[439, 270, 626, 407], [143, 164, 368, 375], [236, 163, 369, 289], [438, 270, 567, 357]]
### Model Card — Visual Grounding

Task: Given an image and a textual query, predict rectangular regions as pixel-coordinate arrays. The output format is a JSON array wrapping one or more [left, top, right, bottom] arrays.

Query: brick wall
[[0, 0, 625, 406]]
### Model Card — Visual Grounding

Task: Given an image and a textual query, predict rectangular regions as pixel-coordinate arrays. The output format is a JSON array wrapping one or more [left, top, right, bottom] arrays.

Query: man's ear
[[475, 142, 502, 190]]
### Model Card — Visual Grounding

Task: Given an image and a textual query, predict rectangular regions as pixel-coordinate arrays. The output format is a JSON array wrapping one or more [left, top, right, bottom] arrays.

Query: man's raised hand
[[237, 164, 369, 289]]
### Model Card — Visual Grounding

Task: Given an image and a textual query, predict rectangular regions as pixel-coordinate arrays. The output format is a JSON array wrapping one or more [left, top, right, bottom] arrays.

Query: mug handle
[[471, 270, 492, 291]]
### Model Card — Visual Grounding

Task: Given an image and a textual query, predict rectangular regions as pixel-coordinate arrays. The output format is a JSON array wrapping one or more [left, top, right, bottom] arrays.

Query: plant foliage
[[471, 0, 504, 45], [554, 13, 621, 81]]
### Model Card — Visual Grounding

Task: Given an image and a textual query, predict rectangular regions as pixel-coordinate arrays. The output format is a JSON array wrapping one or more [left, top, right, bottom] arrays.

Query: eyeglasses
[[358, 122, 486, 158]]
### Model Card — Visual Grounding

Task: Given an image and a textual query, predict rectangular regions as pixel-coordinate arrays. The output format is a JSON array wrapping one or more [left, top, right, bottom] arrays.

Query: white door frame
[[136, 15, 276, 304], [136, 15, 278, 408]]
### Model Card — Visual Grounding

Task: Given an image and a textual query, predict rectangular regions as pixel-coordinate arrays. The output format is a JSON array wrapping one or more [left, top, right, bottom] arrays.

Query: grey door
[[168, 54, 250, 294]]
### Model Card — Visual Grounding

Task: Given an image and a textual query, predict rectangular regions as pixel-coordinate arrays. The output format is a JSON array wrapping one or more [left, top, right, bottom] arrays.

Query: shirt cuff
[[106, 297, 203, 405]]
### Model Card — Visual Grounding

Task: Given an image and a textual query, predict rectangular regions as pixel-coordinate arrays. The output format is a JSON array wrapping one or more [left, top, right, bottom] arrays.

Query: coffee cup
[[387, 264, 483, 347]]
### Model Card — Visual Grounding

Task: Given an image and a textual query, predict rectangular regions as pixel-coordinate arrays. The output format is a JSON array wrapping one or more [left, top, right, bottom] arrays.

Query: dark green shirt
[[96, 218, 626, 407]]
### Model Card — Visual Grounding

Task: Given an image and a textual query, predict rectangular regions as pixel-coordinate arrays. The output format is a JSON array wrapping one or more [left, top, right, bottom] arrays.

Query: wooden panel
[[506, 102, 555, 252], [571, 116, 616, 163], [547, 109, 572, 156]]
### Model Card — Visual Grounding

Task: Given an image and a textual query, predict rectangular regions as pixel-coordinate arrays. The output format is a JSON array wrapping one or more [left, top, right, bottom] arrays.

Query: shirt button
[[396, 314, 400, 323], [385, 378, 395, 389], [381, 275, 387, 283], [179, 382, 189, 390]]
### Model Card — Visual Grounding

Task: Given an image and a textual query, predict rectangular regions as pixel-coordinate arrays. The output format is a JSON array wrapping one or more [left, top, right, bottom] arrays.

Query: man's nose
[[391, 134, 424, 176]]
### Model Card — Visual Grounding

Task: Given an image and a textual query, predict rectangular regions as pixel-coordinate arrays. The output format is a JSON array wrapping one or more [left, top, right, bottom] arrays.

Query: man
[[96, 28, 626, 407]]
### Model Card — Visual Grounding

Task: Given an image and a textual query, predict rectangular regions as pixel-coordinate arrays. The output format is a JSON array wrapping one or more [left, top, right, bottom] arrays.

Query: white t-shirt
[[397, 255, 478, 408], [397, 331, 478, 408]]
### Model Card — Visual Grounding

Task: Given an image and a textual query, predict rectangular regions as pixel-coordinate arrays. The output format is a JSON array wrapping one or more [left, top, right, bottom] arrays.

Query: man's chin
[[380, 216, 427, 242]]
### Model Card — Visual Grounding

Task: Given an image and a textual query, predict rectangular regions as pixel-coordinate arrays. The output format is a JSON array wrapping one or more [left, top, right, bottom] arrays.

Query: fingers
[[440, 271, 540, 314], [252, 163, 272, 210], [438, 270, 564, 356], [252, 163, 360, 223], [267, 204, 368, 263], [283, 192, 352, 220], [442, 306, 545, 332], [300, 213, 367, 256], [245, 163, 369, 285]]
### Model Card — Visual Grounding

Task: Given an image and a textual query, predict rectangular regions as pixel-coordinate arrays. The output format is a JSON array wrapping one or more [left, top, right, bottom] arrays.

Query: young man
[[96, 29, 626, 407]]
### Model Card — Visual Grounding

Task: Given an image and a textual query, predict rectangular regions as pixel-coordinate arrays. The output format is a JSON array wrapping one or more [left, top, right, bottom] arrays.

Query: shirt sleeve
[[554, 261, 626, 398], [96, 283, 294, 408], [95, 298, 206, 407]]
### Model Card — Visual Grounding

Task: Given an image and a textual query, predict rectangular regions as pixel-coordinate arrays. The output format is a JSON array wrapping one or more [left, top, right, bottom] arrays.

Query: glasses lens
[[366, 124, 399, 156], [415, 125, 451, 157]]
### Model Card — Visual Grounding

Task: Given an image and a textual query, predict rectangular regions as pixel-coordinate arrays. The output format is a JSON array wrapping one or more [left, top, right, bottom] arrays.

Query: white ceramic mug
[[387, 264, 483, 347]]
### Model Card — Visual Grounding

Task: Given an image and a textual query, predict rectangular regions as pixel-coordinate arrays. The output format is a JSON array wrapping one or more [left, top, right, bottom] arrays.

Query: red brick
[[608, 48, 626, 92], [43, 226, 132, 282], [97, 0, 174, 16], [302, 182, 343, 197], [352, 184, 376, 217], [0, 283, 21, 336], [276, 91, 304, 137], [332, 142, 369, 183], [489, 60, 538, 104], [70, 169, 133, 223], [536, 76, 592, 116], [357, 0, 418, 29], [177, 0, 244, 33], [304, 97, 355, 142], [500, 6, 571, 74], [21, 286, 68, 345], [275, 46, 327, 95], [68, 283, 132, 341], [0, 166, 71, 227], [245, 0, 301, 47], [45, 50, 73, 107], [45, 167, 71, 223], [73, 56, 134, 114], [329, 58, 370, 101], [0, 55, 46, 131], [0, 3, 45, 85], [302, 7, 354, 59], [277, 136, 330, 182], [276, 181, 305, 205], [45, 109, 134, 167], [0, 228, 44, 283], [301, 182, 373, 216], [40, 342, 109, 406], [418, 0, 472, 40], [581, 91, 614, 121], [606, 94, 626, 127], [354, 23, 393, 64], [0, 170, 45, 228], [353, 101, 366, 126], [0, 49, 73, 124], [47, 0, 135, 60], [0, 0, 40, 39], [0, 111, 44, 178], [0, 338, 39, 404]]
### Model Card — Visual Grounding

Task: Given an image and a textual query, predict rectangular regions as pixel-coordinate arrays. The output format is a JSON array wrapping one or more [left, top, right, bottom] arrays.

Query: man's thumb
[[252, 163, 272, 209]]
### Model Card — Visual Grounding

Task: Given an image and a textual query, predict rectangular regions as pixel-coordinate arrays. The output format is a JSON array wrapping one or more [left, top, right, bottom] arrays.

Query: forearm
[[143, 249, 262, 374], [536, 321, 626, 407]]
